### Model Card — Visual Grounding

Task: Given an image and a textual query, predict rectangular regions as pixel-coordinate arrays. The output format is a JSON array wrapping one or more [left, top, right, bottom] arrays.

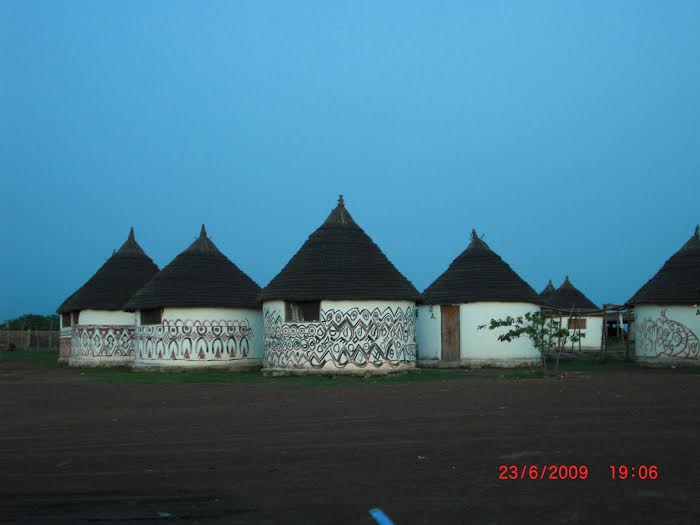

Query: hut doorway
[[441, 305, 460, 362]]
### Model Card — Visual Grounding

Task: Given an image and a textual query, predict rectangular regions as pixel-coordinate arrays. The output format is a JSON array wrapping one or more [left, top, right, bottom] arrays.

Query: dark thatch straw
[[57, 227, 158, 314], [546, 276, 598, 311], [125, 225, 261, 310], [260, 196, 419, 302], [539, 280, 556, 302], [627, 225, 700, 306], [421, 229, 540, 305]]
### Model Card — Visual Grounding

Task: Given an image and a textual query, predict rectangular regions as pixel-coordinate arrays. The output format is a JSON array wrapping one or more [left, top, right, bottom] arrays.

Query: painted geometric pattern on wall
[[59, 335, 72, 359], [71, 325, 135, 358], [135, 319, 253, 361], [637, 310, 699, 359], [264, 306, 417, 369]]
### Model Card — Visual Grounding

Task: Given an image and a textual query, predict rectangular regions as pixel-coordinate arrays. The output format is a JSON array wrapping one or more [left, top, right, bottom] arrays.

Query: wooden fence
[[0, 330, 59, 351]]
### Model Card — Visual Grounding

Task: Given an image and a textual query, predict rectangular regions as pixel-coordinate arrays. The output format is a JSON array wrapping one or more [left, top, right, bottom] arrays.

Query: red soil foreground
[[0, 362, 697, 524]]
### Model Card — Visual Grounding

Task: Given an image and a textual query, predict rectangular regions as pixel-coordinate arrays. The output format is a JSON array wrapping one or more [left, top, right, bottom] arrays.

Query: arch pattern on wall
[[71, 325, 135, 358], [637, 310, 699, 359], [264, 305, 417, 369], [135, 319, 253, 361]]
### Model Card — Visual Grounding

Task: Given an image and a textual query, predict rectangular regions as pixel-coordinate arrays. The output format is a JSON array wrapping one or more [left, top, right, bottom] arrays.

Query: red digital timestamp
[[498, 465, 661, 480], [609, 465, 659, 480], [498, 465, 590, 480]]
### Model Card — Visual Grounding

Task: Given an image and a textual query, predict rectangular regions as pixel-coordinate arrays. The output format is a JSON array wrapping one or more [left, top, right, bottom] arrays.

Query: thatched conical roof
[[125, 225, 260, 310], [539, 280, 556, 302], [260, 196, 419, 302], [627, 225, 700, 306], [547, 276, 598, 311], [57, 228, 158, 313], [421, 230, 539, 305]]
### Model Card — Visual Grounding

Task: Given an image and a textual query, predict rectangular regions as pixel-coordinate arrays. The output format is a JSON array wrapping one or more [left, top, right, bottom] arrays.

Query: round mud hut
[[627, 225, 700, 366], [544, 276, 602, 351], [125, 225, 263, 371], [260, 196, 420, 376], [417, 230, 541, 367], [56, 227, 158, 366]]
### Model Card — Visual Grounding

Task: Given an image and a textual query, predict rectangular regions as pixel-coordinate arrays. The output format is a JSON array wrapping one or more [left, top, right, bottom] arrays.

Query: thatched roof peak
[[628, 224, 700, 305], [125, 226, 260, 310], [260, 198, 419, 302], [421, 230, 539, 305], [57, 228, 158, 314]]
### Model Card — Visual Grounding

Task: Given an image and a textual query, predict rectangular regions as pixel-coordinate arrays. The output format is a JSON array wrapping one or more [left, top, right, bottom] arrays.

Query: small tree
[[478, 311, 582, 370]]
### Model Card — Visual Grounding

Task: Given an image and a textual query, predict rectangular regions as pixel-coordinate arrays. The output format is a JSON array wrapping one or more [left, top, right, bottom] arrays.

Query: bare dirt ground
[[0, 360, 697, 524]]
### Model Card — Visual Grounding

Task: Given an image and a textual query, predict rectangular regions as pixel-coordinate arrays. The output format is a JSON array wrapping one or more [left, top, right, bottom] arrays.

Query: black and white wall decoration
[[135, 318, 254, 362], [636, 309, 699, 359], [71, 325, 135, 359], [263, 304, 417, 370]]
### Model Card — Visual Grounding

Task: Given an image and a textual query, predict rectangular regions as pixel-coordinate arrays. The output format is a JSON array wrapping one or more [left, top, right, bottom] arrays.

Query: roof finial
[[200, 224, 207, 238], [548, 279, 553, 286], [695, 224, 699, 238], [128, 226, 135, 242], [338, 194, 345, 207]]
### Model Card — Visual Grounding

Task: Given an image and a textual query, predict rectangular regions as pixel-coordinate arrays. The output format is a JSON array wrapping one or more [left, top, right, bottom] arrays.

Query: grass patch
[[0, 348, 61, 367], [2, 349, 698, 384], [554, 359, 635, 372], [81, 367, 559, 386], [79, 368, 267, 384], [80, 368, 482, 386]]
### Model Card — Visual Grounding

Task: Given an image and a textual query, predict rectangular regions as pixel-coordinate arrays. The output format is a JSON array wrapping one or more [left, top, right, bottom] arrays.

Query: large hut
[[417, 230, 541, 367], [627, 225, 700, 366], [260, 196, 420, 375], [125, 226, 263, 370], [545, 276, 602, 351], [56, 228, 158, 366]]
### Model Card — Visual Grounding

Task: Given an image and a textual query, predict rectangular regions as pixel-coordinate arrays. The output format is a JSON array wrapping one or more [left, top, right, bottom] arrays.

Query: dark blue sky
[[1, 1, 699, 320]]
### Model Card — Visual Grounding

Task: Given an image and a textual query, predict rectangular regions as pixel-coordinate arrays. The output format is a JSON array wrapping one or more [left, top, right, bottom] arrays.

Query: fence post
[[600, 306, 607, 360], [624, 310, 632, 362]]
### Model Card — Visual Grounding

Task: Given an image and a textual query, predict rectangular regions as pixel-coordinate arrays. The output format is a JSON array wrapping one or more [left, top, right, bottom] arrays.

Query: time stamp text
[[498, 465, 659, 480]]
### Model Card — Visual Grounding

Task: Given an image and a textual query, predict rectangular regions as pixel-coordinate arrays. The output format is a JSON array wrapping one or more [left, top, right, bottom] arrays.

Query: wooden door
[[441, 305, 460, 362]]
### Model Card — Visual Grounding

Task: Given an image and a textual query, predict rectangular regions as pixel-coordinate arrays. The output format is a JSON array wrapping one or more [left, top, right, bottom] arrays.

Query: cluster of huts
[[57, 197, 700, 374]]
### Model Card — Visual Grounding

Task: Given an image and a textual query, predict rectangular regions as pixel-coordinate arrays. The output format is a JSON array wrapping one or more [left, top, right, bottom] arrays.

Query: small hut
[[417, 230, 541, 367], [627, 225, 700, 366], [545, 276, 602, 351], [56, 228, 158, 366], [260, 196, 420, 375], [125, 225, 263, 370], [539, 280, 556, 303]]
